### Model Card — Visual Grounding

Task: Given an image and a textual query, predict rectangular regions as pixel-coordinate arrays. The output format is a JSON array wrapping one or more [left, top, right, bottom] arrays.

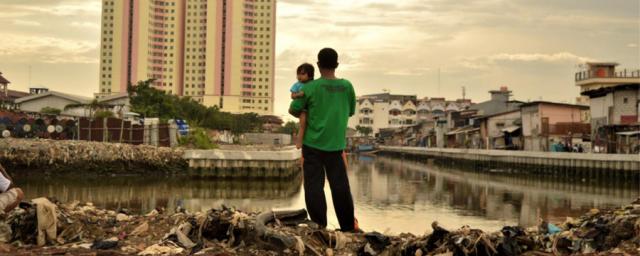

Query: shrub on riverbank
[[128, 80, 264, 136], [178, 127, 217, 150]]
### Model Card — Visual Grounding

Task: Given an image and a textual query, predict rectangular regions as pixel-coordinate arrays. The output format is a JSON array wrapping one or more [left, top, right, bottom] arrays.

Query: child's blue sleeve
[[290, 82, 303, 93]]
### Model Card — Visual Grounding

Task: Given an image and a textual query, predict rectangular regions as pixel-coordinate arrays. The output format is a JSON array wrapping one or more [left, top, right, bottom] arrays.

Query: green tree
[[65, 99, 112, 118], [127, 79, 265, 142], [94, 110, 115, 119], [178, 127, 217, 149], [127, 79, 176, 121], [279, 121, 299, 135], [40, 107, 61, 115], [356, 125, 373, 137]]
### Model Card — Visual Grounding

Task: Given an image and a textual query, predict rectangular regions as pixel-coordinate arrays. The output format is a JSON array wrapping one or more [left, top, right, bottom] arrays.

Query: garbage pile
[[360, 199, 640, 256], [1, 197, 639, 255], [0, 138, 186, 173], [1, 198, 361, 255]]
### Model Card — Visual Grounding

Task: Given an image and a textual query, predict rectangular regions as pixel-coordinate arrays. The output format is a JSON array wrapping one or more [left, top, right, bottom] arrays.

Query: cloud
[[0, 1, 100, 17], [459, 52, 596, 71], [12, 19, 41, 27], [35, 2, 101, 16], [384, 67, 432, 76], [71, 21, 100, 29], [0, 34, 98, 64], [487, 52, 595, 63]]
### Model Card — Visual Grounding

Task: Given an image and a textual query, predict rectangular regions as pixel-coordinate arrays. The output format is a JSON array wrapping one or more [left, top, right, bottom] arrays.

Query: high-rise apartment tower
[[97, 0, 276, 114]]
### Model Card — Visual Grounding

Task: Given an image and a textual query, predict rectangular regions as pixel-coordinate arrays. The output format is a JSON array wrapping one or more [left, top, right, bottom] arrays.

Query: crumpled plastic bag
[[0, 222, 11, 243], [138, 244, 184, 255], [32, 197, 57, 246], [164, 222, 196, 249]]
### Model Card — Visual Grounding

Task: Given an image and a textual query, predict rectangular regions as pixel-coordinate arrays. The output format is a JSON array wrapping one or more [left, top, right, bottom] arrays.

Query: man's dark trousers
[[302, 145, 355, 231]]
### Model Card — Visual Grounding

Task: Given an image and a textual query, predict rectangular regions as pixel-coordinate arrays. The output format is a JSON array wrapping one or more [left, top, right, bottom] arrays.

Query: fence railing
[[0, 111, 175, 147], [575, 69, 640, 81], [542, 123, 591, 136]]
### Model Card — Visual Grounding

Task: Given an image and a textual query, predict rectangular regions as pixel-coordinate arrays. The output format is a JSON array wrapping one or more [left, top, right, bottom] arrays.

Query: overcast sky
[[0, 0, 638, 118]]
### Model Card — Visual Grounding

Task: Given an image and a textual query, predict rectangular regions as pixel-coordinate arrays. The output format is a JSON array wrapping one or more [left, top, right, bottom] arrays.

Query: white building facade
[[348, 93, 472, 136]]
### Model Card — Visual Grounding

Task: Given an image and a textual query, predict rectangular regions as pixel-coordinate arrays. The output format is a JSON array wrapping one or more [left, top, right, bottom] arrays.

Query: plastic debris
[[91, 239, 119, 250], [0, 222, 12, 243], [131, 221, 149, 236], [0, 138, 186, 173], [32, 197, 57, 246], [0, 198, 638, 255], [116, 213, 131, 222], [138, 243, 184, 255]]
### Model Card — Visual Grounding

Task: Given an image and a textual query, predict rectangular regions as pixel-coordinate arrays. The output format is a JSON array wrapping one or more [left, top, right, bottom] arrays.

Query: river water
[[16, 155, 639, 235]]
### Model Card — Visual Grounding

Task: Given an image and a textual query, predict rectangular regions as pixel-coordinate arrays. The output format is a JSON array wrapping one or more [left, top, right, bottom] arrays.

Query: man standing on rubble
[[0, 164, 24, 213], [289, 48, 357, 232]]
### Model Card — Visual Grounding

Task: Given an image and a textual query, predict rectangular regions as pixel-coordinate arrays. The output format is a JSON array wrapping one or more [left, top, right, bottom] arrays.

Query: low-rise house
[[15, 91, 93, 117], [469, 87, 523, 116], [446, 125, 481, 149], [97, 93, 130, 118], [478, 110, 522, 150], [0, 72, 29, 110], [348, 93, 472, 137], [520, 101, 590, 152], [0, 90, 29, 110], [575, 62, 639, 153], [259, 115, 284, 133]]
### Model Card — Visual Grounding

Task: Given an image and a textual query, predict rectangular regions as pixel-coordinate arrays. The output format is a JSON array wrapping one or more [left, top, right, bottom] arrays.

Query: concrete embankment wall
[[0, 138, 187, 174], [380, 146, 640, 173], [183, 147, 301, 178], [1, 139, 301, 178]]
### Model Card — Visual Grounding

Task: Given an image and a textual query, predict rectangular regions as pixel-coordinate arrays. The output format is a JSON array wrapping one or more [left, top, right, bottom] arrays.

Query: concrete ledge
[[183, 148, 302, 178], [381, 146, 640, 171], [183, 147, 301, 161]]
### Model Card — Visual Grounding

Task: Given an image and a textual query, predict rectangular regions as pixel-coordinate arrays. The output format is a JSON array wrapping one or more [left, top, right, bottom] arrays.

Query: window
[[623, 97, 628, 104]]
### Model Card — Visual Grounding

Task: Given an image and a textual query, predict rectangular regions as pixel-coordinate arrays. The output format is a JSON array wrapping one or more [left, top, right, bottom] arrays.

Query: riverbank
[[0, 138, 186, 174], [2, 198, 639, 255], [0, 139, 301, 176], [381, 146, 640, 173]]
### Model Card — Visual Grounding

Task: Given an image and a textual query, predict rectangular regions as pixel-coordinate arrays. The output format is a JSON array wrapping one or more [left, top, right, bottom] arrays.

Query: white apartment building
[[348, 93, 472, 136]]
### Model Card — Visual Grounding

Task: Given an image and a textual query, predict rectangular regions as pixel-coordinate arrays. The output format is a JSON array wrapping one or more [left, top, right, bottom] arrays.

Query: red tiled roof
[[0, 74, 10, 84], [0, 89, 29, 101]]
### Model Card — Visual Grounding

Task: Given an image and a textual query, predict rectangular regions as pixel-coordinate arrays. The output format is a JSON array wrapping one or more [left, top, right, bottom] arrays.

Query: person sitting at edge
[[0, 164, 24, 213], [289, 48, 357, 232]]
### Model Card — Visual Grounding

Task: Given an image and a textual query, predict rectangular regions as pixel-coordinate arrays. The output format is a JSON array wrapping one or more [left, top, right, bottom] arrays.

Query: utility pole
[[437, 68, 441, 95], [462, 86, 466, 100], [28, 65, 32, 88]]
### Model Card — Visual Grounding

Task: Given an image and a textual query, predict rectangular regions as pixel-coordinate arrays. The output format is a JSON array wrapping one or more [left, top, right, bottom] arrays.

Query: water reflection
[[347, 156, 638, 233], [15, 155, 639, 235], [16, 175, 303, 213]]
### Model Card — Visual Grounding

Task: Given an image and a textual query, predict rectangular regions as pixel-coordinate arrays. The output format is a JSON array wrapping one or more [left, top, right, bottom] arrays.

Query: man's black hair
[[317, 48, 339, 69], [297, 63, 315, 81]]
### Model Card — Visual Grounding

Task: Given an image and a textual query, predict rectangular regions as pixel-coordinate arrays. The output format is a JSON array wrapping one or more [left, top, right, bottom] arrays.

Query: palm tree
[[65, 99, 112, 141]]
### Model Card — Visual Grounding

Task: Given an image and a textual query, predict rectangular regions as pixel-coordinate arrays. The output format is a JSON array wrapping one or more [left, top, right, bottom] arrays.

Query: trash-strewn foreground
[[1, 198, 639, 255]]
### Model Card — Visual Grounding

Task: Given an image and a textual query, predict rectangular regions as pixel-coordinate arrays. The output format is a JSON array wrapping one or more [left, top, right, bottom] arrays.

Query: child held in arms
[[290, 63, 315, 149]]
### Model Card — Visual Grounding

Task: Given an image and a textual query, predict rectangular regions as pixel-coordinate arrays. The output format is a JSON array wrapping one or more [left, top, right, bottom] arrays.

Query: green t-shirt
[[289, 78, 356, 151]]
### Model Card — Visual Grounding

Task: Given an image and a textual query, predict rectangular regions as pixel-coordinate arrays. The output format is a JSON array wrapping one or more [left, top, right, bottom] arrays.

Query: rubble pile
[[0, 138, 186, 173], [1, 198, 639, 255]]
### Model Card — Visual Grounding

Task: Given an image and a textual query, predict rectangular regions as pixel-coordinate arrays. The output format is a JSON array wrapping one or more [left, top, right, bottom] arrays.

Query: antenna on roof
[[462, 86, 466, 100], [437, 68, 441, 95]]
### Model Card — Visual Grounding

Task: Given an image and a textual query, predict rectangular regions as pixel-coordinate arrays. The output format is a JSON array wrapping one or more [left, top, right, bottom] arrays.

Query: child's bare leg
[[296, 112, 307, 149], [342, 151, 348, 169]]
